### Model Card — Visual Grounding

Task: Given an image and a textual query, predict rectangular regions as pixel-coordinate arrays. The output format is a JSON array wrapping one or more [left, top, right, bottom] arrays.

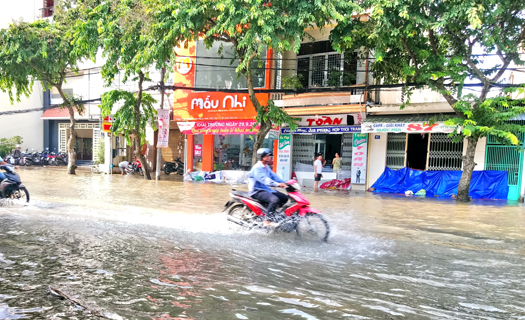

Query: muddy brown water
[[0, 167, 524, 319]]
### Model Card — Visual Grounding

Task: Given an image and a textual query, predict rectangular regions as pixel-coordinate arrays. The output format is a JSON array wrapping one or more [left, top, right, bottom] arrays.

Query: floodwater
[[1, 167, 524, 320]]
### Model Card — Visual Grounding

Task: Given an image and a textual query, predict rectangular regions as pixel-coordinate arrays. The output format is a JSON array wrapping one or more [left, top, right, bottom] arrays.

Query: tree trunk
[[135, 72, 152, 180], [252, 120, 272, 165], [57, 86, 77, 175], [457, 136, 478, 202]]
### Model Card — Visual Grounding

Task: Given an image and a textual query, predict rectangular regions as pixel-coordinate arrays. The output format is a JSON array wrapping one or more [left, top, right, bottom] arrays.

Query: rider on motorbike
[[248, 148, 288, 227], [0, 156, 6, 181]]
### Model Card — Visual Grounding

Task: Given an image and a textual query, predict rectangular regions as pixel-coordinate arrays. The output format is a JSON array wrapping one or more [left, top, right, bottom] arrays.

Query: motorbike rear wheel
[[10, 187, 30, 203], [177, 166, 184, 175], [164, 165, 171, 175], [296, 213, 330, 242]]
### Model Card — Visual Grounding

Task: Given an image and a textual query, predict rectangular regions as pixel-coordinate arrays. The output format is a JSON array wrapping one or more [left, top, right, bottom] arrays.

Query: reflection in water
[[0, 167, 524, 319]]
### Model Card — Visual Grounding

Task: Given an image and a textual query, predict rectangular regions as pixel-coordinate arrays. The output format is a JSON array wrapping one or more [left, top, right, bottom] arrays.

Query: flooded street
[[1, 167, 525, 319]]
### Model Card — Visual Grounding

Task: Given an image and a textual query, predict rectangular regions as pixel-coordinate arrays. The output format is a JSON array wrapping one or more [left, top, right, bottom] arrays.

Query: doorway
[[406, 133, 428, 170], [74, 138, 93, 161]]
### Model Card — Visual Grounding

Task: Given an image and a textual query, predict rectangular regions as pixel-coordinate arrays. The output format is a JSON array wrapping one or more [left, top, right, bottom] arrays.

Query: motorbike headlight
[[292, 182, 301, 191]]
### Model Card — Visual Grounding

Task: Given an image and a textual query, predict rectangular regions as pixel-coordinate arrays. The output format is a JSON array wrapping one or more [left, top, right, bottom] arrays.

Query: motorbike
[[163, 158, 184, 175], [223, 180, 330, 242], [125, 159, 143, 176], [0, 165, 30, 203]]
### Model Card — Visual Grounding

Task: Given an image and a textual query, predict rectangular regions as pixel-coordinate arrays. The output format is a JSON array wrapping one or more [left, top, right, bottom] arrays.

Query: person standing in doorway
[[356, 167, 361, 183], [333, 152, 342, 178], [313, 152, 323, 191]]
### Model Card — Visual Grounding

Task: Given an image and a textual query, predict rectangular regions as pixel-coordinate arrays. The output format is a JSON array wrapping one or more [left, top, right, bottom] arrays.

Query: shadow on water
[[0, 167, 524, 319]]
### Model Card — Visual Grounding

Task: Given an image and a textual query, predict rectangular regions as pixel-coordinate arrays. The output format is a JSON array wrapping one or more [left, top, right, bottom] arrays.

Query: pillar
[[273, 139, 278, 173], [186, 135, 194, 172], [202, 134, 214, 172]]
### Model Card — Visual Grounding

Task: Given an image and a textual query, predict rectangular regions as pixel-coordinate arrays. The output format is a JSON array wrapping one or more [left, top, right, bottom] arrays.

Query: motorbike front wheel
[[296, 213, 330, 242], [177, 166, 184, 175], [10, 187, 30, 203]]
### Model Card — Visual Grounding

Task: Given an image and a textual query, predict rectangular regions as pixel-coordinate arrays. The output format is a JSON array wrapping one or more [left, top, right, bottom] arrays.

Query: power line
[[1, 81, 522, 117]]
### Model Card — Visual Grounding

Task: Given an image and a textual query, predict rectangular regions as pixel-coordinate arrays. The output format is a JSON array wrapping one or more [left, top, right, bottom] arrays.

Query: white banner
[[351, 133, 368, 184], [157, 109, 171, 148], [276, 134, 292, 180], [361, 122, 456, 133]]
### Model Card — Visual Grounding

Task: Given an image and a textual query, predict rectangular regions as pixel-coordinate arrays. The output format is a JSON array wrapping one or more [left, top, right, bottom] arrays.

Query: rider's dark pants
[[252, 190, 288, 221]]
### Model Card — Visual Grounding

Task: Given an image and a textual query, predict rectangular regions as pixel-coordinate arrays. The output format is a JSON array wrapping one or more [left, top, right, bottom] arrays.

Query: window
[[195, 41, 266, 90], [297, 41, 358, 89], [42, 0, 54, 18]]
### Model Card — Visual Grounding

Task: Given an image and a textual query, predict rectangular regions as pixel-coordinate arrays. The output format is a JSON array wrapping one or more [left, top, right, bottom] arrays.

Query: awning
[[362, 113, 457, 133], [281, 126, 361, 134], [177, 120, 259, 135], [41, 107, 86, 120]]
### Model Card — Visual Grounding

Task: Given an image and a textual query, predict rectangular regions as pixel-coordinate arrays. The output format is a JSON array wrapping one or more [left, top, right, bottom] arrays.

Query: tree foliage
[[331, 0, 525, 201], [148, 0, 357, 163], [0, 136, 23, 158], [0, 2, 94, 174]]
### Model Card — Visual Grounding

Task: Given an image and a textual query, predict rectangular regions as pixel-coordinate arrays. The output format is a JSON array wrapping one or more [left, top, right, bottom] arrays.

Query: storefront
[[172, 40, 275, 179], [363, 114, 464, 188], [277, 113, 365, 188]]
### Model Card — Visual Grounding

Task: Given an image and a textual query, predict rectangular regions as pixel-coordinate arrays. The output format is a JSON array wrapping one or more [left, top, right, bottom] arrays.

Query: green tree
[[150, 0, 358, 164], [75, 0, 178, 180], [0, 136, 23, 158], [331, 0, 525, 201], [0, 4, 89, 174]]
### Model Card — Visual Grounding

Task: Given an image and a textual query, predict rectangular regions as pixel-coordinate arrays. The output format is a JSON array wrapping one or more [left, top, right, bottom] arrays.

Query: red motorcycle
[[223, 180, 330, 242], [125, 159, 143, 176]]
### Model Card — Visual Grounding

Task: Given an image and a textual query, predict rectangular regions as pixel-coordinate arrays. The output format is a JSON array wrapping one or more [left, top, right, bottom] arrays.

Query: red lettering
[[333, 118, 342, 125], [316, 119, 324, 126], [354, 163, 364, 166], [357, 146, 363, 150], [354, 157, 363, 161], [306, 119, 316, 126], [423, 123, 439, 132], [354, 152, 364, 156], [407, 124, 422, 131], [323, 117, 332, 125]]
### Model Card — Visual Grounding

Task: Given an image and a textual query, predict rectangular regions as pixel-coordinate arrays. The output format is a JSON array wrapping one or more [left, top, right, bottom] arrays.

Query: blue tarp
[[371, 167, 509, 199]]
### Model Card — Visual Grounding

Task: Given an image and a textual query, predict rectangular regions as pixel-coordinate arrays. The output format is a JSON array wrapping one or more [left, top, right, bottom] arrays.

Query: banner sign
[[172, 42, 269, 121], [194, 144, 202, 157], [157, 109, 171, 148], [281, 126, 361, 134], [351, 133, 368, 185], [361, 122, 456, 133], [276, 134, 291, 180], [293, 114, 363, 127], [178, 120, 259, 135]]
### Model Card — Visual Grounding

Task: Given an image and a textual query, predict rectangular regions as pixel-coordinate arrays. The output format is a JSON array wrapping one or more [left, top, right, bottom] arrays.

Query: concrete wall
[[367, 133, 388, 188], [0, 82, 44, 152]]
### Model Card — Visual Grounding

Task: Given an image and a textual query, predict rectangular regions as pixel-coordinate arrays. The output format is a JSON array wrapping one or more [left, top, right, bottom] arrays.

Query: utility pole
[[156, 68, 166, 181]]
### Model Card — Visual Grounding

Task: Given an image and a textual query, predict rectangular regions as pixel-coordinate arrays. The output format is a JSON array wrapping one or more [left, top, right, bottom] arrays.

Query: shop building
[[173, 41, 277, 179], [272, 25, 371, 189]]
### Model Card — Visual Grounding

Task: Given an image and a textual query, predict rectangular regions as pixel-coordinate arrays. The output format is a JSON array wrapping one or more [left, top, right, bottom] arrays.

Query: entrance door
[[406, 133, 429, 170], [485, 143, 523, 201], [74, 138, 93, 161]]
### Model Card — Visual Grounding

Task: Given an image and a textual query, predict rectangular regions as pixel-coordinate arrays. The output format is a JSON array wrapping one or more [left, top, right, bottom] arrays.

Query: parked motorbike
[[223, 180, 330, 242], [125, 159, 143, 176], [0, 165, 30, 203], [55, 152, 68, 166], [163, 158, 184, 175]]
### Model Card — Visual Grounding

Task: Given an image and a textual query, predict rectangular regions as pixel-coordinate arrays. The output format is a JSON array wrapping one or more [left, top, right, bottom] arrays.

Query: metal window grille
[[292, 135, 316, 170], [310, 56, 326, 87], [427, 133, 463, 171], [386, 133, 406, 170], [340, 133, 353, 170]]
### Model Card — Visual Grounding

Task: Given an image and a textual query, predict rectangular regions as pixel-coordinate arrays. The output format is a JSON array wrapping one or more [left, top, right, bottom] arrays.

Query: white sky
[[0, 0, 41, 29]]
